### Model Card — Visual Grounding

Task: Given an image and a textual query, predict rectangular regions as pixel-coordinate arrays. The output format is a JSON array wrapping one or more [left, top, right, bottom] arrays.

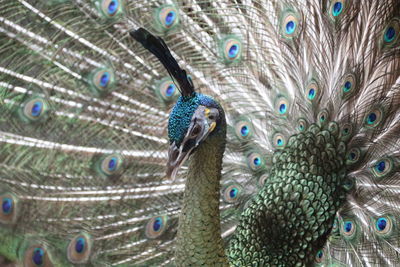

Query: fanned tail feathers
[[0, 0, 399, 266]]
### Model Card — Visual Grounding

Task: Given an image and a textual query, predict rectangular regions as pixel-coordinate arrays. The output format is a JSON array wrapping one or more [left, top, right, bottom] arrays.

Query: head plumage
[[130, 28, 195, 97]]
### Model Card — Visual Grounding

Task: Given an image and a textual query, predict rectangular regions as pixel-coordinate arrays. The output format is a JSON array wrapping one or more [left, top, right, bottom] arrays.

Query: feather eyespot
[[331, 1, 344, 17], [297, 118, 308, 132], [102, 155, 122, 175], [223, 184, 242, 203], [272, 133, 286, 149], [282, 13, 299, 37], [306, 81, 319, 101], [99, 0, 122, 18], [341, 219, 356, 238], [339, 123, 353, 141], [156, 6, 179, 31], [22, 98, 48, 122], [382, 18, 399, 46], [346, 148, 360, 165], [247, 152, 264, 171], [0, 193, 18, 224], [374, 216, 393, 236], [95, 154, 123, 177], [220, 36, 242, 63], [371, 158, 393, 178], [234, 121, 253, 139], [158, 78, 179, 101], [91, 68, 115, 93], [67, 233, 92, 264], [341, 74, 357, 99], [342, 178, 354, 191], [24, 245, 53, 267], [364, 107, 383, 128], [332, 217, 339, 233], [317, 109, 329, 126], [275, 96, 289, 116], [145, 216, 168, 239], [315, 249, 324, 263], [2, 197, 12, 214]]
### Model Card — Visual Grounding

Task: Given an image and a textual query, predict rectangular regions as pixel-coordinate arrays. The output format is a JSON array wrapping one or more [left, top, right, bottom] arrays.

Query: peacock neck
[[175, 127, 229, 266]]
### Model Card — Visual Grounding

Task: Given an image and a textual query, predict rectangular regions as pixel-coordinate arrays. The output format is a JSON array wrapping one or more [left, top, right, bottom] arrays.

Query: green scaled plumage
[[0, 0, 399, 266]]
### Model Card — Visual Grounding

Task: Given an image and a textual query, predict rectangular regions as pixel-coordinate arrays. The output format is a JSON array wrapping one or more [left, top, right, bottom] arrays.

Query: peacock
[[0, 0, 399, 266]]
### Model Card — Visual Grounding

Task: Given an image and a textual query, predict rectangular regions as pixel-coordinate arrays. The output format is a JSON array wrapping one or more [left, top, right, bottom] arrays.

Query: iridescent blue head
[[166, 92, 223, 179]]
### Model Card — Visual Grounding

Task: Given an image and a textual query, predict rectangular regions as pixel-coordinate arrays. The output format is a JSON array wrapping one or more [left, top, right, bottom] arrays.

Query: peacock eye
[[281, 12, 300, 38], [157, 78, 179, 102], [317, 109, 329, 126], [0, 193, 18, 224], [33, 248, 44, 265], [297, 118, 308, 132], [98, 154, 123, 177], [22, 98, 48, 122], [332, 217, 339, 232], [364, 107, 383, 128], [92, 68, 115, 90], [346, 148, 361, 165], [339, 123, 353, 141], [382, 18, 399, 46], [330, 0, 345, 17], [99, 0, 122, 18], [272, 133, 286, 149], [145, 216, 168, 239], [275, 96, 290, 116], [223, 184, 242, 203], [371, 158, 392, 178], [224, 39, 242, 61], [2, 197, 12, 215], [220, 35, 242, 64], [67, 234, 92, 264], [306, 81, 319, 101], [234, 120, 253, 140], [315, 249, 324, 263], [341, 219, 357, 239], [374, 216, 393, 236], [247, 152, 264, 171], [157, 6, 179, 30], [341, 74, 357, 99], [24, 245, 53, 267]]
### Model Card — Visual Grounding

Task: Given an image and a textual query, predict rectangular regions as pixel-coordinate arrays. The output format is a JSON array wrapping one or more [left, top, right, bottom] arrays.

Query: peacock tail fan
[[0, 0, 399, 266]]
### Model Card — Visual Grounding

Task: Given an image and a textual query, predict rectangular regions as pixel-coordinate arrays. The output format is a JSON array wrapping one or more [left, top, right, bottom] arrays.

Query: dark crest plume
[[130, 28, 195, 97]]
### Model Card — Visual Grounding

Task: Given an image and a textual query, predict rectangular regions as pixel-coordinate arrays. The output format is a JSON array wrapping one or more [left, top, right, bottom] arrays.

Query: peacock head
[[166, 92, 223, 180], [130, 28, 224, 180]]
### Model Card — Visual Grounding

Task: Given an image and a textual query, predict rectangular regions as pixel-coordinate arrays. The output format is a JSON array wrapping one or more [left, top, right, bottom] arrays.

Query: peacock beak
[[166, 141, 192, 181], [166, 106, 219, 180]]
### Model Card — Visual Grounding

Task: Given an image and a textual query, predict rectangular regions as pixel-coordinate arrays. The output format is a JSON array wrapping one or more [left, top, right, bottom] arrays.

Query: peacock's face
[[166, 93, 220, 179]]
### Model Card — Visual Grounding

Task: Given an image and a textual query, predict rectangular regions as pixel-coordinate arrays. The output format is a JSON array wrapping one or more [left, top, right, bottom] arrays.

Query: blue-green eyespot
[[67, 233, 92, 264], [154, 5, 180, 32], [281, 12, 300, 38], [145, 215, 168, 239], [219, 35, 242, 64], [97, 0, 124, 19]]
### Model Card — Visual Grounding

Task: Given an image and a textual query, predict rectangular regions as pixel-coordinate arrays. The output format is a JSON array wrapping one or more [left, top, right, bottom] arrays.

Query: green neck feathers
[[175, 122, 228, 266]]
